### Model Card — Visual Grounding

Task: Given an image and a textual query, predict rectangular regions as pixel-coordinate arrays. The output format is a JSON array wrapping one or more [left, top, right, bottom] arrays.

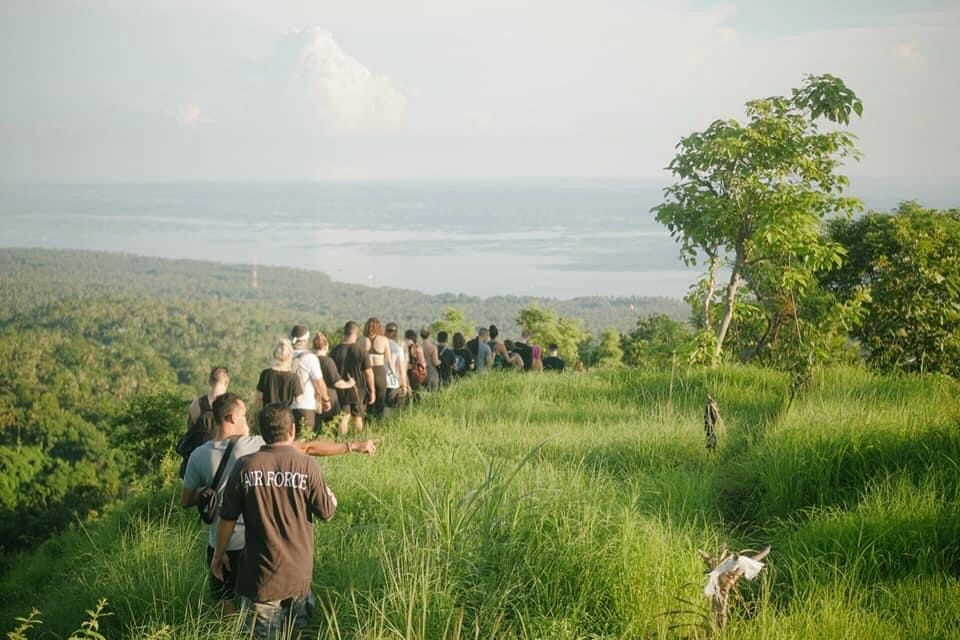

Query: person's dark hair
[[404, 329, 417, 341], [488, 325, 499, 340], [437, 330, 449, 344], [504, 339, 514, 351], [343, 320, 359, 337], [452, 332, 465, 349], [208, 366, 229, 385], [313, 332, 329, 352], [385, 322, 399, 337], [548, 343, 559, 351], [290, 324, 310, 344], [213, 392, 243, 426], [258, 403, 295, 444], [420, 326, 430, 340], [364, 317, 384, 339]]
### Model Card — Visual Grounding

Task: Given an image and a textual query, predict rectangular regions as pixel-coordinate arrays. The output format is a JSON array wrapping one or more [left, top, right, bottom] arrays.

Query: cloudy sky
[[2, 0, 957, 182]]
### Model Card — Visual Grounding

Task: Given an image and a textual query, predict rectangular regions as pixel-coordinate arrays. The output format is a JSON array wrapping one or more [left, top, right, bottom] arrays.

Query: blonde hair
[[271, 338, 294, 370]]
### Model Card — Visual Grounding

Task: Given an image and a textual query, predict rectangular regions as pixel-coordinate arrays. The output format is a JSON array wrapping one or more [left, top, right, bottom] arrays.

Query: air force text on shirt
[[242, 469, 310, 490]]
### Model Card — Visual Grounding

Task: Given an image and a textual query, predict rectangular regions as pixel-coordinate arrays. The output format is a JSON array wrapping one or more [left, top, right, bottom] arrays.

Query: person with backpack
[[436, 331, 453, 384], [512, 331, 535, 371], [488, 324, 512, 370], [452, 332, 474, 378], [419, 326, 441, 391], [176, 366, 230, 478], [289, 325, 333, 436], [183, 393, 377, 617], [405, 329, 428, 393]]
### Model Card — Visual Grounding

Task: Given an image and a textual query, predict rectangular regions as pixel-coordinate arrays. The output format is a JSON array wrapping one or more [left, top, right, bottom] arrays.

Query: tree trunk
[[713, 254, 744, 363], [701, 253, 720, 331]]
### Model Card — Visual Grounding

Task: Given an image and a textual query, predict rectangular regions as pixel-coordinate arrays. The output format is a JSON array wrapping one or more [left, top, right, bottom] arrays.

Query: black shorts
[[292, 409, 315, 435], [337, 387, 366, 417], [206, 546, 243, 601]]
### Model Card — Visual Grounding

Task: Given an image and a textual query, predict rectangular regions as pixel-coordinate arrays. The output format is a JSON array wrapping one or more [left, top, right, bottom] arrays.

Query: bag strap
[[211, 437, 238, 491]]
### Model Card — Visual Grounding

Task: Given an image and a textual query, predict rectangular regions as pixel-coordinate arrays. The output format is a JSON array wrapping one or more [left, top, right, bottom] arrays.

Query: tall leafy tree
[[594, 329, 624, 368], [653, 74, 863, 364], [822, 202, 960, 376], [621, 313, 692, 369], [430, 307, 475, 339], [516, 303, 591, 368]]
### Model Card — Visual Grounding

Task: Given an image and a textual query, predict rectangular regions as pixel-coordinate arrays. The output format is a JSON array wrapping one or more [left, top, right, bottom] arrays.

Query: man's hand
[[210, 550, 231, 581], [352, 438, 379, 456]]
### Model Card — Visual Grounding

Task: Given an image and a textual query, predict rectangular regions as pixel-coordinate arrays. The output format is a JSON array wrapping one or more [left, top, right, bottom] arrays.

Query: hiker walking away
[[211, 404, 339, 638], [419, 327, 441, 391], [384, 322, 410, 409], [184, 394, 376, 617], [311, 331, 356, 428], [331, 321, 375, 436], [404, 329, 428, 393], [474, 327, 493, 374], [487, 324, 511, 370], [256, 339, 304, 409], [289, 325, 333, 436], [177, 366, 229, 478], [363, 317, 390, 420], [542, 344, 566, 372]]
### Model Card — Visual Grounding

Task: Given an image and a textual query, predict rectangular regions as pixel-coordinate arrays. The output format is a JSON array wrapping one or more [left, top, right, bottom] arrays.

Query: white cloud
[[175, 103, 207, 126], [892, 43, 927, 71], [294, 27, 408, 134]]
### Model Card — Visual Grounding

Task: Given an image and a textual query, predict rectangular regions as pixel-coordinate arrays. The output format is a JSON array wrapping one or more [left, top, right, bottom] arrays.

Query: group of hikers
[[176, 318, 567, 639], [255, 318, 567, 437]]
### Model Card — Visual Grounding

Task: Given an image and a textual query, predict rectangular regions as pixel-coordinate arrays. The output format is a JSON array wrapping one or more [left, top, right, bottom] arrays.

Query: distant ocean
[[1, 178, 956, 301]]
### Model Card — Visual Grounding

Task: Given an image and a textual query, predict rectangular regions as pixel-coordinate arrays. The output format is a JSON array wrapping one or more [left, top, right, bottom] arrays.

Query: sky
[[2, 0, 958, 182]]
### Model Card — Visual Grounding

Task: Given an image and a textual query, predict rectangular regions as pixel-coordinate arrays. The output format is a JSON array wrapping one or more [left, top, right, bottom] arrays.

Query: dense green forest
[[0, 248, 686, 335]]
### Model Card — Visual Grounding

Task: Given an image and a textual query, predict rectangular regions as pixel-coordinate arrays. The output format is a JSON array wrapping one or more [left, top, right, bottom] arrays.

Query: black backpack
[[439, 346, 467, 380], [466, 337, 479, 358], [512, 341, 533, 370], [176, 395, 216, 478]]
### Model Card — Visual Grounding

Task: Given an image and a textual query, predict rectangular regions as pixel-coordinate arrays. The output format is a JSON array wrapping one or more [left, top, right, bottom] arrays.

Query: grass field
[[3, 365, 960, 639]]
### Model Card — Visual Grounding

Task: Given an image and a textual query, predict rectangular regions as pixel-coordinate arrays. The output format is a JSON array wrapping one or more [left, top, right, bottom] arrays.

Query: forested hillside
[[0, 249, 686, 334]]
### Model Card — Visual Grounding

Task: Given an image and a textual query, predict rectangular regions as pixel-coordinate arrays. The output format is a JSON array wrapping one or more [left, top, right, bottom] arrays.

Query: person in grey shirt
[[182, 392, 376, 615], [475, 327, 493, 373]]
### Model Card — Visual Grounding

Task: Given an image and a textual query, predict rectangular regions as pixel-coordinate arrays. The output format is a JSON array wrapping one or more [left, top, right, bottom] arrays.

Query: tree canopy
[[654, 74, 863, 364], [821, 201, 960, 376]]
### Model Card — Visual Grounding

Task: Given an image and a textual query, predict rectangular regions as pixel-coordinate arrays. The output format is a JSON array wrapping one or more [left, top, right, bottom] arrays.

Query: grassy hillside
[[3, 365, 958, 639]]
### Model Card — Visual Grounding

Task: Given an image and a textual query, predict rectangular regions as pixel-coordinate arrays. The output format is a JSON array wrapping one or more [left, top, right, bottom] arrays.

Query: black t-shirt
[[220, 444, 336, 601], [542, 356, 566, 372], [318, 355, 342, 413], [331, 341, 369, 396], [256, 368, 303, 406]]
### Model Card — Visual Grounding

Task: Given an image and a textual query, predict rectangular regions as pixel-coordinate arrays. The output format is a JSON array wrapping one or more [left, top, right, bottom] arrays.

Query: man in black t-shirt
[[212, 405, 337, 639], [542, 344, 566, 372], [331, 320, 375, 436]]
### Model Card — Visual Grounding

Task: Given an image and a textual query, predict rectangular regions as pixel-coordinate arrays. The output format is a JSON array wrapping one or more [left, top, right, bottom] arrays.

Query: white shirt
[[291, 348, 324, 410]]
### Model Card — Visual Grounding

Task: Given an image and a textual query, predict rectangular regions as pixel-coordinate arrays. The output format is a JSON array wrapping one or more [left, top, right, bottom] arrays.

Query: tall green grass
[[3, 365, 959, 638]]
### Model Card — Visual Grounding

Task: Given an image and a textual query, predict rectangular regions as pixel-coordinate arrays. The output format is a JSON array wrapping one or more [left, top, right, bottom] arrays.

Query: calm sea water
[[1, 179, 955, 300]]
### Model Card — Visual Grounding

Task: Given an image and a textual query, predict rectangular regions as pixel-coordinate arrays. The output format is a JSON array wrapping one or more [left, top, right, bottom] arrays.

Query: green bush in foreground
[[3, 365, 960, 638]]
